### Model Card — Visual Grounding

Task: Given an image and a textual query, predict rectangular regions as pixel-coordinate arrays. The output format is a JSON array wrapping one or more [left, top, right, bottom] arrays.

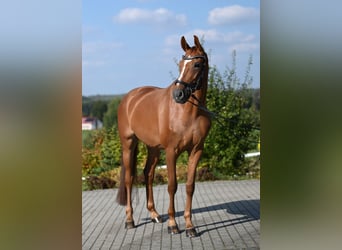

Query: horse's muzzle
[[172, 87, 191, 104]]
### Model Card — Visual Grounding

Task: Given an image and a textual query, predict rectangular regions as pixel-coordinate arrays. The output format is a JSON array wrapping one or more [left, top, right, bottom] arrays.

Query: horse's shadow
[[138, 199, 260, 236]]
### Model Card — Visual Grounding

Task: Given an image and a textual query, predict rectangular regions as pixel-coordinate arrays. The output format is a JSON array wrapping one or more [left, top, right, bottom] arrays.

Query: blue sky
[[82, 0, 259, 96]]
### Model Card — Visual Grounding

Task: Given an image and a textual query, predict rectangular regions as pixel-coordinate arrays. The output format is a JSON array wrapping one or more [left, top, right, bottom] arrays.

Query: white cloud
[[208, 5, 259, 25], [114, 8, 187, 26]]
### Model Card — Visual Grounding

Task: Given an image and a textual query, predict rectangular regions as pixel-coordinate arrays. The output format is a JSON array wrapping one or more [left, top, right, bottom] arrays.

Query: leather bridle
[[172, 54, 207, 104]]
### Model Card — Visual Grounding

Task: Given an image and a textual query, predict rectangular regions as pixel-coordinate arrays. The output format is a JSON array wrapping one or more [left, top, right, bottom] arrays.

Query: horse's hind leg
[[122, 136, 138, 229], [144, 147, 162, 223]]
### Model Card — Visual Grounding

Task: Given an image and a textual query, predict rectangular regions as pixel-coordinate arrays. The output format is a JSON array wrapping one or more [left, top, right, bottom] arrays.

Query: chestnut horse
[[116, 35, 211, 237]]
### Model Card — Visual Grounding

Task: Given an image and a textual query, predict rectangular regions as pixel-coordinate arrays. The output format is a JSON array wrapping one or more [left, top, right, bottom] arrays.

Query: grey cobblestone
[[82, 180, 260, 249]]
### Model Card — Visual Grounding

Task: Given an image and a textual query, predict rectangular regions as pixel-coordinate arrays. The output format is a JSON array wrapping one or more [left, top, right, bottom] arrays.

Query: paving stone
[[82, 180, 260, 249]]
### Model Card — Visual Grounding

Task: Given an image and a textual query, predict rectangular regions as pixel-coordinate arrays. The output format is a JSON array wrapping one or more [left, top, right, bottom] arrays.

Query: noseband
[[173, 55, 206, 104]]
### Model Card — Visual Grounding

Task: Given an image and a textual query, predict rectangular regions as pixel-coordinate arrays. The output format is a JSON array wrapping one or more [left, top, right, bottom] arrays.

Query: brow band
[[182, 55, 206, 61]]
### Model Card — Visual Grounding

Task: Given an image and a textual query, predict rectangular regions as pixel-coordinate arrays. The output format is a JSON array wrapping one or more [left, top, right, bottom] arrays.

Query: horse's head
[[173, 35, 208, 104]]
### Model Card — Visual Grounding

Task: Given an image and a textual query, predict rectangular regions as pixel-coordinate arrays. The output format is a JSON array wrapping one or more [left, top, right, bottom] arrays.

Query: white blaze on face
[[177, 59, 191, 83]]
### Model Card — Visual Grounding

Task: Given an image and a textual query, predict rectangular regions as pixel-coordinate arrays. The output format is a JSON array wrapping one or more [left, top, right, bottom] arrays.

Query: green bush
[[82, 127, 121, 178], [82, 130, 96, 149], [202, 52, 260, 176], [85, 176, 116, 190], [100, 126, 122, 169]]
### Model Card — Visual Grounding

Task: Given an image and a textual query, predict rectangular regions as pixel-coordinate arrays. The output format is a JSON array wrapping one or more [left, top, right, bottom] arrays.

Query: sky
[[82, 0, 260, 96]]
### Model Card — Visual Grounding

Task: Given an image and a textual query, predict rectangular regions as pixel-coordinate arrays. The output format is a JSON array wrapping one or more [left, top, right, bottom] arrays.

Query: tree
[[82, 96, 92, 116], [253, 88, 260, 111], [202, 51, 260, 176], [103, 97, 121, 128], [91, 100, 108, 121]]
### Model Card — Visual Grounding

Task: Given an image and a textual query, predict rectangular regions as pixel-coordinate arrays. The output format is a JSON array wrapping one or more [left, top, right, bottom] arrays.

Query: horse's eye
[[194, 62, 201, 68]]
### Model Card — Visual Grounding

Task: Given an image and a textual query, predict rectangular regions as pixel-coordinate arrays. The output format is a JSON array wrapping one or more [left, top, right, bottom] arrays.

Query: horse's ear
[[181, 36, 190, 52], [194, 35, 204, 52]]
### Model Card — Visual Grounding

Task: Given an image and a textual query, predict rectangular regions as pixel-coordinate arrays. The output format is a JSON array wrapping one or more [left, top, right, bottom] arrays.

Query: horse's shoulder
[[195, 114, 211, 131]]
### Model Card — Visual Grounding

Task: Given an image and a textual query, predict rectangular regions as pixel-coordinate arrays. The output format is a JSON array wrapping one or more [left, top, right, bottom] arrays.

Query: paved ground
[[82, 180, 260, 250]]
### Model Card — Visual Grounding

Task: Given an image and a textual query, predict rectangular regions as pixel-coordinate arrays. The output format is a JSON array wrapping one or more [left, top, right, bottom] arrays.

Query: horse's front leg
[[184, 148, 203, 237], [165, 149, 180, 234], [144, 147, 162, 223]]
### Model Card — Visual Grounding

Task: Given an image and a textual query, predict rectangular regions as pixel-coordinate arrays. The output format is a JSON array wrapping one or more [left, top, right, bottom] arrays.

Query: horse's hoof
[[167, 225, 180, 235], [151, 215, 162, 223], [185, 227, 198, 238], [125, 221, 135, 229]]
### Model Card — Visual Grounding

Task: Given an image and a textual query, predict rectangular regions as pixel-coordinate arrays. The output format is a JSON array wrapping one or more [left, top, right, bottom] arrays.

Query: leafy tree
[[202, 51, 260, 176], [253, 88, 260, 111], [82, 96, 92, 116], [91, 100, 108, 121], [103, 97, 121, 128]]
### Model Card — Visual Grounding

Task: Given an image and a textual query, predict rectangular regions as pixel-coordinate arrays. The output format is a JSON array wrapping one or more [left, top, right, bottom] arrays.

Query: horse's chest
[[169, 119, 207, 145]]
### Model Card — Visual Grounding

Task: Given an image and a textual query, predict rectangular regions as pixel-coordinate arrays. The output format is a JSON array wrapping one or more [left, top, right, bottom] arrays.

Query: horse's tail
[[116, 145, 138, 206]]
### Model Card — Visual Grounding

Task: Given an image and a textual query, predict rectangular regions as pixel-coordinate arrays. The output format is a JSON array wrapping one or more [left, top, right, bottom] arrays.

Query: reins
[[187, 94, 260, 145], [191, 94, 260, 130]]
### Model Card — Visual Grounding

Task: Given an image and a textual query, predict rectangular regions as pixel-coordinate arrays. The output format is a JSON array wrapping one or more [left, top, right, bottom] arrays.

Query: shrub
[[82, 127, 121, 181], [196, 166, 216, 181], [82, 130, 96, 149], [82, 148, 101, 176], [85, 176, 116, 190], [100, 126, 121, 169], [202, 52, 260, 176], [154, 172, 166, 185]]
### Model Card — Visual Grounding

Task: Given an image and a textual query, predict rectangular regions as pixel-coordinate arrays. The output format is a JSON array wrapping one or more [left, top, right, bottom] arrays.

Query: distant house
[[82, 117, 103, 130]]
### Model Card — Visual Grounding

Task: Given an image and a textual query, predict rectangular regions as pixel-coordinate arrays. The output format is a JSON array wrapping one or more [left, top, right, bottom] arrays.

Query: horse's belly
[[133, 123, 161, 147]]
